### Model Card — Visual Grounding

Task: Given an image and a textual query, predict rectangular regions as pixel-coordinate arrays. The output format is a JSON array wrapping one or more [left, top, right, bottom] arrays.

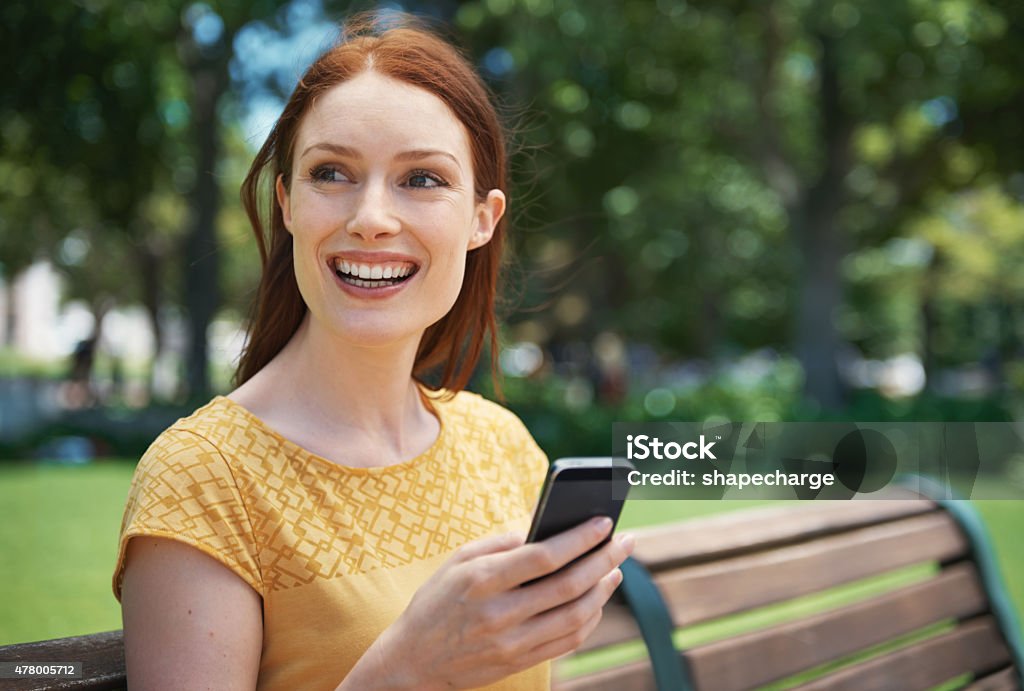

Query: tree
[[458, 0, 1022, 409], [0, 1, 174, 367]]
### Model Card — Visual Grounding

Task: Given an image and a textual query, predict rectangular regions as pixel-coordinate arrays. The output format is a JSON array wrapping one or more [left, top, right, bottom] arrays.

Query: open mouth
[[331, 257, 419, 289]]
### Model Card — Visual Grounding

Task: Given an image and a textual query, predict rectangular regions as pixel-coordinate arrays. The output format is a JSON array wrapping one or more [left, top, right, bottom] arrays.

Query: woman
[[112, 13, 633, 691]]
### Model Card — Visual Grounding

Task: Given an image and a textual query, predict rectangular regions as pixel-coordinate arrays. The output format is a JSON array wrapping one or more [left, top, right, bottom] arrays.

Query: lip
[[327, 250, 421, 266], [325, 250, 421, 300]]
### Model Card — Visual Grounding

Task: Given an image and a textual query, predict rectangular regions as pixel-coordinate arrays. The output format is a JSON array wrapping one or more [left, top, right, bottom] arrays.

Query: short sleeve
[[112, 428, 263, 602]]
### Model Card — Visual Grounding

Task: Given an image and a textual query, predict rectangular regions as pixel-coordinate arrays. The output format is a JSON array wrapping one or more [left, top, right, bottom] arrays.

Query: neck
[[234, 315, 436, 461]]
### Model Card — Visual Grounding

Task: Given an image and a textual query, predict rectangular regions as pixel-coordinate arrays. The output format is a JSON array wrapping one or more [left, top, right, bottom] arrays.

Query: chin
[[326, 316, 433, 351]]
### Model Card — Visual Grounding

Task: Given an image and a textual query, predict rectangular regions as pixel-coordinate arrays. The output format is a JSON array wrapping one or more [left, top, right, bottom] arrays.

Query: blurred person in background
[[111, 13, 632, 691]]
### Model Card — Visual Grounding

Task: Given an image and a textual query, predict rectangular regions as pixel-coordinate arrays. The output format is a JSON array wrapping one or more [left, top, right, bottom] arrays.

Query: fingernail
[[612, 568, 623, 586], [616, 533, 636, 552], [594, 516, 613, 531]]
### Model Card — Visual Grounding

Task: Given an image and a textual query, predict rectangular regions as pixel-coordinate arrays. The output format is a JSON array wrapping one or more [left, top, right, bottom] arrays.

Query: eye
[[309, 165, 349, 184], [405, 169, 447, 189]]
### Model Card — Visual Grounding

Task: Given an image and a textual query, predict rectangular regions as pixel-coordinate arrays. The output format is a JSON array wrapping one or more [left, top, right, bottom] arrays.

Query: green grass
[[0, 461, 1021, 684], [0, 460, 137, 644]]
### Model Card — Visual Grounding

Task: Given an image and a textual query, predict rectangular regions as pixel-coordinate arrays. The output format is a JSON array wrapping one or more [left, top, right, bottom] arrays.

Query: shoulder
[[434, 390, 550, 506], [118, 398, 265, 599], [168, 396, 253, 442], [145, 397, 255, 456], [435, 389, 528, 433], [434, 389, 544, 455], [136, 397, 253, 478]]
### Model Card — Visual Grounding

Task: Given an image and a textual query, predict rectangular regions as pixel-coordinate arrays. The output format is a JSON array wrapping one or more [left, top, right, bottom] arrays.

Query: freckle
[[188, 609, 192, 615], [209, 631, 214, 637]]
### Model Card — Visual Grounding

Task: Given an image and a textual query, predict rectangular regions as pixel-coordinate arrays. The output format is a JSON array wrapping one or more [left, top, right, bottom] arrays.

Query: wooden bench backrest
[[0, 630, 124, 690], [554, 497, 1021, 691]]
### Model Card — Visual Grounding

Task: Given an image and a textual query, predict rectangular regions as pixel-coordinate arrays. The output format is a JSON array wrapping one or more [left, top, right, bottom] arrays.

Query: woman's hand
[[339, 517, 635, 690]]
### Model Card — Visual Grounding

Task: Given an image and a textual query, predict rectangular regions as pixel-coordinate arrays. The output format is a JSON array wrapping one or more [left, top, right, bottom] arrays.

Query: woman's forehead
[[294, 71, 472, 163]]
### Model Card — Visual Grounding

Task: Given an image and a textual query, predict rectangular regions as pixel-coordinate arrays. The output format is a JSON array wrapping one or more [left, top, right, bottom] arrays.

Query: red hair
[[235, 13, 507, 396]]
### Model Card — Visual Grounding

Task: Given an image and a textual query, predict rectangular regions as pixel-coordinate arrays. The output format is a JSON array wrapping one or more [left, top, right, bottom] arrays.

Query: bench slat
[[576, 509, 967, 653], [572, 600, 638, 652], [791, 616, 1012, 691], [658, 511, 968, 628], [632, 497, 936, 570], [558, 564, 991, 691], [554, 655, 657, 691], [0, 630, 125, 691], [966, 666, 1021, 691], [685, 563, 988, 691]]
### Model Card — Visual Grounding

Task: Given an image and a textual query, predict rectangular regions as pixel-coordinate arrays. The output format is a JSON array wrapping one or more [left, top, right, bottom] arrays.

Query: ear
[[276, 174, 293, 233], [467, 189, 506, 251]]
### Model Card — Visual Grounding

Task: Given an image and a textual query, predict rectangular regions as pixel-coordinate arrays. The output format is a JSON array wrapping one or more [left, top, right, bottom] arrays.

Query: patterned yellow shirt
[[113, 390, 551, 690]]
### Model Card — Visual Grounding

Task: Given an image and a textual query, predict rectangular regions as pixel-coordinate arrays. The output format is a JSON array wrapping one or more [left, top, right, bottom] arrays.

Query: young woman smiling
[[112, 13, 633, 691]]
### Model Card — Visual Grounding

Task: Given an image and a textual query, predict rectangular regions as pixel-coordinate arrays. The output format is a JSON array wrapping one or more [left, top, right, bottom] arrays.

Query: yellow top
[[113, 390, 551, 690]]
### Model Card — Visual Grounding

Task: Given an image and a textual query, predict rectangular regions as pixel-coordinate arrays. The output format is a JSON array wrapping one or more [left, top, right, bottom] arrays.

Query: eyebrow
[[299, 142, 462, 171]]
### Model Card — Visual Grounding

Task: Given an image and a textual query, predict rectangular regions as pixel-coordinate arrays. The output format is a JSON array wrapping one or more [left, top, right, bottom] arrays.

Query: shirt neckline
[[209, 393, 450, 476]]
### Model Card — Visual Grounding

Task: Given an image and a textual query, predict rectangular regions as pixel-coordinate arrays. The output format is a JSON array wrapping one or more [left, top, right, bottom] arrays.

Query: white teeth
[[332, 259, 416, 281], [346, 277, 398, 288]]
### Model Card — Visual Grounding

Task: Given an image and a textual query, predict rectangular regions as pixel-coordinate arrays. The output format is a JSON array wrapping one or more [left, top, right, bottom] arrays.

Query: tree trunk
[[793, 210, 846, 410], [136, 243, 164, 401], [921, 257, 941, 392], [3, 269, 18, 347], [792, 34, 853, 411], [182, 61, 228, 403]]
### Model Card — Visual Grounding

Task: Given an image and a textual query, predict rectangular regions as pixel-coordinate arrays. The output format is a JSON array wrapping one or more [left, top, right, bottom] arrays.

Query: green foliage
[[485, 368, 1011, 462], [0, 349, 65, 380], [3, 0, 1024, 406], [453, 0, 1024, 406]]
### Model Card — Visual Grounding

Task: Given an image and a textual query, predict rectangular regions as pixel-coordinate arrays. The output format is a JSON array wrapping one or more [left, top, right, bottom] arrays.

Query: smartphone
[[525, 457, 634, 552]]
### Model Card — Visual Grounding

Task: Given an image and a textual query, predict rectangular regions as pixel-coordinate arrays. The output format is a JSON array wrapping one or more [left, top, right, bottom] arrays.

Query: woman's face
[[277, 70, 505, 351]]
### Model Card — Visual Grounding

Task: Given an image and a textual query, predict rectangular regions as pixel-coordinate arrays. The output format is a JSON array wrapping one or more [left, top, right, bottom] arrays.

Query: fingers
[[450, 531, 525, 565], [513, 532, 635, 618], [483, 516, 616, 590], [519, 609, 603, 669], [511, 567, 623, 666]]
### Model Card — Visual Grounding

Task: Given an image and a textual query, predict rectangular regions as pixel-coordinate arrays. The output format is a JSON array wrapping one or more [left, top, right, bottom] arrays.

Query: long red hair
[[235, 13, 507, 396]]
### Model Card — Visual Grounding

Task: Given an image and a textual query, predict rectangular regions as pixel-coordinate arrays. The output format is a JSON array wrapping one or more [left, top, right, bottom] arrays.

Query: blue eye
[[309, 166, 348, 183], [406, 170, 446, 189]]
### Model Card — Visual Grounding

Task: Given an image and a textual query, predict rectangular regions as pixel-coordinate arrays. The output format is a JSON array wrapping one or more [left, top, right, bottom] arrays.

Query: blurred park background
[[1, 0, 1022, 650]]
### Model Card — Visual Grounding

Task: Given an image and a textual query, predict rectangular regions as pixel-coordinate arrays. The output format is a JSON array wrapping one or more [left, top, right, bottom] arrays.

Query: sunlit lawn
[[1, 461, 1021, 683], [0, 461, 136, 644]]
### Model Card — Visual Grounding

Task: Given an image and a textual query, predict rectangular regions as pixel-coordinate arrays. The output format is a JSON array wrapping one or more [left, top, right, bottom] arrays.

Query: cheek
[[290, 247, 321, 312], [286, 212, 329, 308], [288, 202, 334, 263], [433, 250, 470, 312]]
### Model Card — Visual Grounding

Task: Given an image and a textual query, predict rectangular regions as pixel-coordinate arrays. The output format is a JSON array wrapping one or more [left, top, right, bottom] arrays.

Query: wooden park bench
[[1, 492, 1021, 690]]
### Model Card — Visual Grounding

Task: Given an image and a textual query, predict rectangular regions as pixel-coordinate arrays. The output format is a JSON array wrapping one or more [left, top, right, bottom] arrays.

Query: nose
[[346, 176, 401, 241]]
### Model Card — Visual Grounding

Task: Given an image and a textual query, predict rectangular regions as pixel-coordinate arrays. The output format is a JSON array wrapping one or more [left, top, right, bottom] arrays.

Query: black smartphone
[[525, 457, 634, 554]]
